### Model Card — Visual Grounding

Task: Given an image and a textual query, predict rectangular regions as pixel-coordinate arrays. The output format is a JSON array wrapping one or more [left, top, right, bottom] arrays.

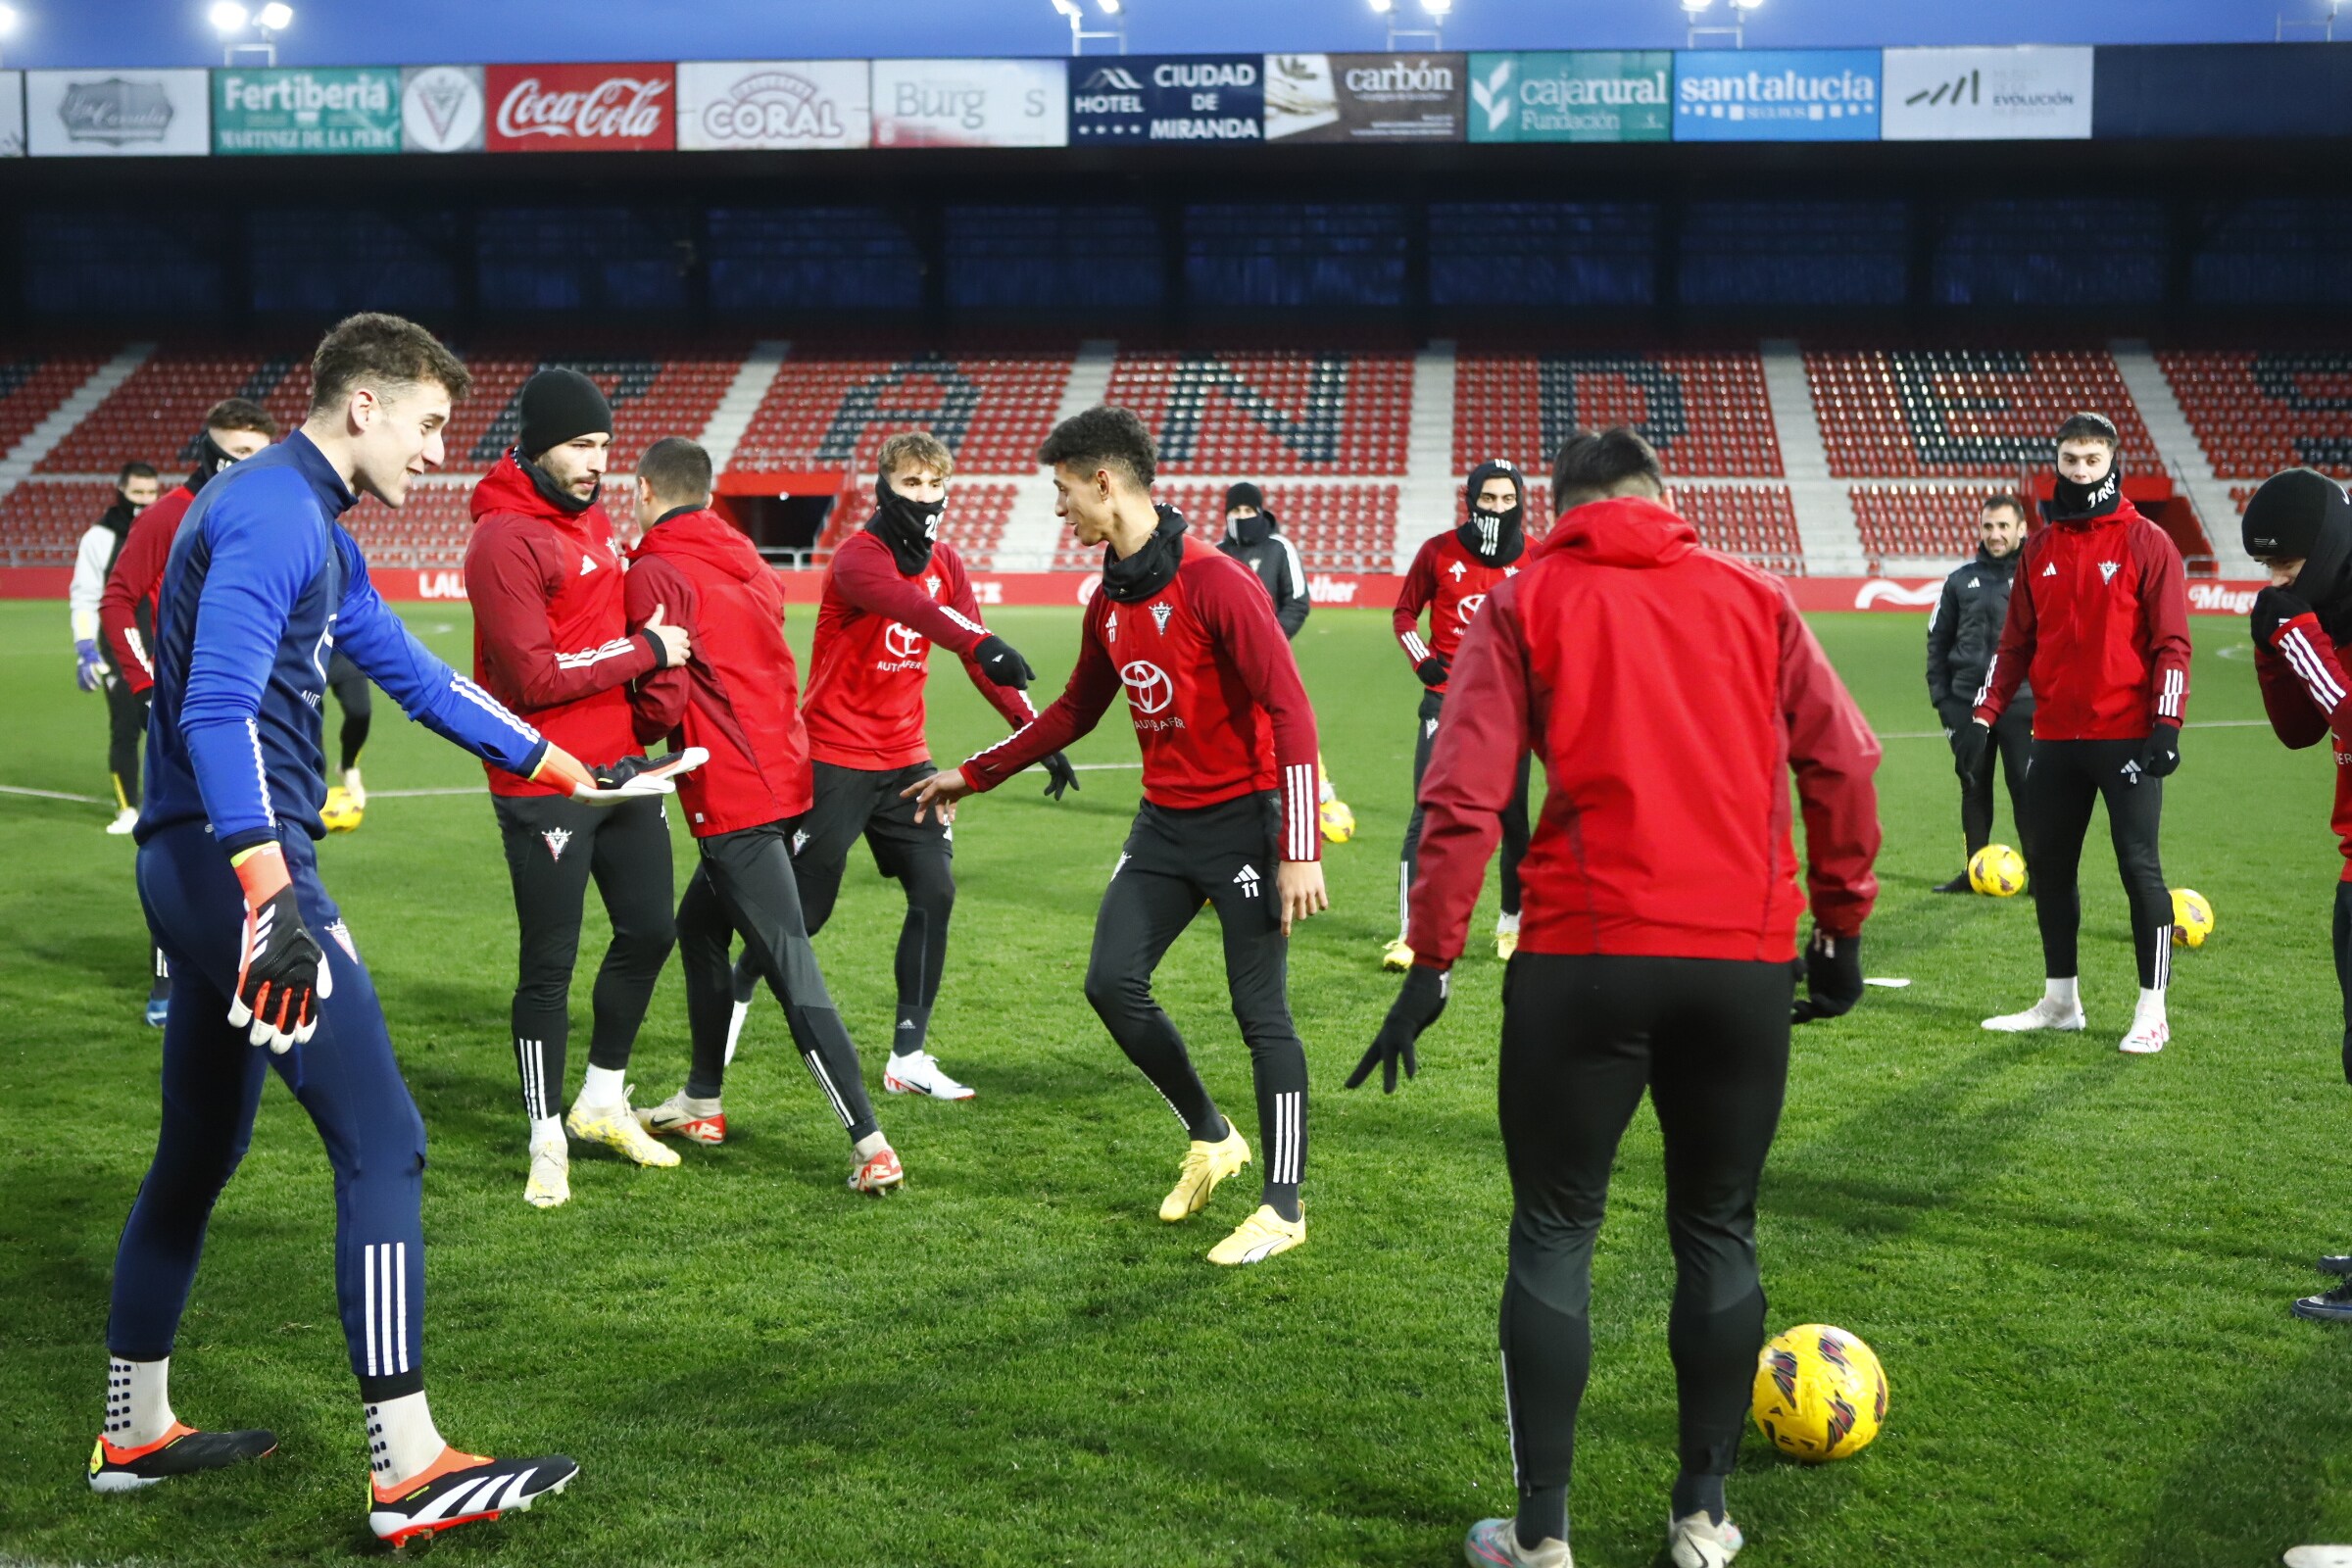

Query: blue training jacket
[[140, 429, 549, 857]]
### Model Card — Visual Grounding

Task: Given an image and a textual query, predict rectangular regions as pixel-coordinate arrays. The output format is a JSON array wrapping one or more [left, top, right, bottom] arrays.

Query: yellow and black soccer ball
[[1752, 1324, 1887, 1463], [1968, 843, 2027, 898], [2170, 888, 2215, 948]]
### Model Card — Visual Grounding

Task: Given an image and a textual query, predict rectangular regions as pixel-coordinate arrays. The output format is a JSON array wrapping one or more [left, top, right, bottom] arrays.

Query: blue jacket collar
[[279, 428, 360, 516]]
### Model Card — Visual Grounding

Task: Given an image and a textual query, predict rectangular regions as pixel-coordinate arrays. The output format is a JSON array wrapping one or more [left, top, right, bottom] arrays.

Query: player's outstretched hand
[[1041, 751, 1080, 801], [639, 603, 690, 668], [1415, 656, 1450, 689], [905, 767, 975, 825], [1790, 927, 1863, 1024], [1348, 964, 1448, 1093], [1275, 858, 1328, 937], [588, 748, 709, 798], [973, 635, 1035, 691], [226, 843, 332, 1053]]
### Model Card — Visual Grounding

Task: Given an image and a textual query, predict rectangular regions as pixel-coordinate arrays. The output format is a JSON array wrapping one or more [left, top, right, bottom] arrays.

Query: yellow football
[[1968, 843, 2027, 897], [1752, 1324, 1887, 1463], [2171, 888, 2214, 948]]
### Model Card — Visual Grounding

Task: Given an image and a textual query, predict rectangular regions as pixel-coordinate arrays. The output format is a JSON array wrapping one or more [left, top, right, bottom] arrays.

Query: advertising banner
[[1672, 50, 1880, 141], [2091, 43, 2352, 139], [1882, 47, 2091, 140], [1264, 53, 1463, 142], [214, 67, 402, 155], [870, 58, 1065, 148], [485, 62, 673, 153], [1465, 51, 1672, 143], [1069, 55, 1262, 143], [402, 65, 484, 152], [0, 72, 22, 157], [677, 60, 870, 150], [27, 69, 210, 157]]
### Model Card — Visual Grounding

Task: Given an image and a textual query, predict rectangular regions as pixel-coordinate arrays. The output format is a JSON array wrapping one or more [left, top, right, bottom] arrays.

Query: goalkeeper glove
[[1041, 751, 1080, 801], [1790, 928, 1862, 1024], [1415, 656, 1449, 689], [972, 635, 1035, 691], [74, 640, 105, 692], [589, 749, 706, 797], [226, 844, 331, 1053], [1347, 963, 1448, 1094], [2132, 721, 2180, 782]]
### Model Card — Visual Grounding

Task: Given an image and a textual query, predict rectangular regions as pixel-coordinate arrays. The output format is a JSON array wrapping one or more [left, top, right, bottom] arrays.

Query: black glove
[[2133, 722, 2180, 781], [1790, 928, 1862, 1024], [1936, 701, 1971, 739], [1415, 656, 1450, 689], [972, 635, 1035, 691], [1041, 751, 1080, 801], [590, 751, 688, 790], [1347, 964, 1449, 1093], [1952, 719, 1991, 776], [2252, 584, 2312, 649]]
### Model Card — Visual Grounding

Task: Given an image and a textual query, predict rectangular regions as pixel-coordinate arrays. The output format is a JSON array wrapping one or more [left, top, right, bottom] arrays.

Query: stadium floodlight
[[1368, 0, 1395, 12], [1421, 0, 1451, 13], [0, 4, 18, 35], [1730, 0, 1765, 11], [255, 1, 293, 28], [1095, 0, 1120, 13], [1682, 0, 1714, 13], [208, 0, 248, 31], [1051, 0, 1123, 54]]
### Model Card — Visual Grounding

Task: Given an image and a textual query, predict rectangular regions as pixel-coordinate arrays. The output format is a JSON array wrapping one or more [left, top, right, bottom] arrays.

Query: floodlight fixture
[[1730, 0, 1765, 12], [1095, 0, 1120, 13], [0, 5, 20, 37], [1421, 0, 1451, 13], [255, 1, 292, 28], [209, 1, 247, 32], [1052, 0, 1124, 54], [1368, 0, 1395, 12]]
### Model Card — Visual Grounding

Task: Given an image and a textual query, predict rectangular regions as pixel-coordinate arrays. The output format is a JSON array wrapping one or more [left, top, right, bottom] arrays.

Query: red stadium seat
[[2161, 351, 2352, 480], [1805, 347, 2154, 480]]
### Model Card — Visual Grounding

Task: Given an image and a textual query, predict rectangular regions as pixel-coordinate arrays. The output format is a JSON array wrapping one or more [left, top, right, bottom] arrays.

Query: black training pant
[[1957, 703, 2034, 861], [1497, 953, 1790, 1515], [677, 819, 878, 1142], [2022, 738, 2171, 991], [1402, 688, 1530, 924], [1083, 793, 1307, 1213], [492, 792, 676, 1121], [2332, 882, 2352, 1081], [327, 652, 371, 774], [105, 677, 145, 809], [779, 760, 956, 1040]]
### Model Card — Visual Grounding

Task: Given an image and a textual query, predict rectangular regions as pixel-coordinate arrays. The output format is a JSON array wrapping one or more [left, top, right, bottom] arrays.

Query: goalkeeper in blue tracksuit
[[93, 315, 639, 1547]]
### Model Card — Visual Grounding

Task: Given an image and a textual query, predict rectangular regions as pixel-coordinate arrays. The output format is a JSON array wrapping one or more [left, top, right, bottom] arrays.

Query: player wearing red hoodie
[[1353, 429, 1881, 1568], [1970, 413, 2190, 1055], [909, 408, 1326, 1266], [623, 438, 903, 1195], [464, 369, 692, 1207]]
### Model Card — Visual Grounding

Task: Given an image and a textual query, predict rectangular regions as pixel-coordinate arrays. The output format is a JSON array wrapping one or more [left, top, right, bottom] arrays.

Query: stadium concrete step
[[1397, 338, 1458, 560], [2112, 337, 2253, 574], [989, 339, 1119, 570], [0, 343, 154, 489], [1761, 341, 1863, 575], [702, 340, 789, 475]]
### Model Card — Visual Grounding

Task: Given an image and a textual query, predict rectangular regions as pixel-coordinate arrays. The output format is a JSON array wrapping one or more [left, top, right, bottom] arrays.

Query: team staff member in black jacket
[[1925, 494, 2035, 891], [1219, 481, 1353, 845]]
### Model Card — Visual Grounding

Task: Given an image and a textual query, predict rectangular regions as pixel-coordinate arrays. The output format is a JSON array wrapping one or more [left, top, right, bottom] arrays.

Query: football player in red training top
[[708, 429, 1071, 1104], [1967, 413, 2190, 1055], [1388, 459, 1534, 971], [2237, 470, 2352, 1322], [624, 438, 904, 1194], [907, 407, 1328, 1265], [466, 368, 693, 1207], [1352, 428, 1881, 1568]]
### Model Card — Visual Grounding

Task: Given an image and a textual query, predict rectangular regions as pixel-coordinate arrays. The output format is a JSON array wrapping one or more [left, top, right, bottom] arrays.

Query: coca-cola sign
[[484, 63, 673, 152]]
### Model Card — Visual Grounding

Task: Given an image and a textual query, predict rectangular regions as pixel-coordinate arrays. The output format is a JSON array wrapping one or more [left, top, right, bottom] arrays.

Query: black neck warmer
[[1228, 511, 1272, 549], [1101, 505, 1188, 603], [185, 432, 242, 496], [1456, 460, 1527, 564], [2047, 455, 2124, 523], [866, 474, 947, 575], [519, 451, 595, 516]]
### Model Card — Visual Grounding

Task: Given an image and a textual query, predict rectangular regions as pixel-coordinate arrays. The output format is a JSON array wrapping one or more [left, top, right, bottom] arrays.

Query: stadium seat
[[1805, 347, 2155, 479], [731, 343, 1077, 476], [1102, 347, 1413, 477], [2161, 351, 2352, 480], [1453, 350, 1783, 478], [1849, 483, 2016, 567]]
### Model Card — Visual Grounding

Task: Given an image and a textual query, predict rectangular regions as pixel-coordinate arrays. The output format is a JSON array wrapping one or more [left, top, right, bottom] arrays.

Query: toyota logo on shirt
[[1456, 593, 1488, 624], [1121, 660, 1174, 714], [884, 622, 926, 660]]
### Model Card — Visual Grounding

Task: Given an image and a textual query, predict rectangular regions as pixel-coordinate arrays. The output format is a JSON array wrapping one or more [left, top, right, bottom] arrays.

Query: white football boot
[[883, 1051, 975, 1101], [1668, 1510, 1744, 1568], [2119, 1000, 2169, 1055], [1981, 996, 2086, 1033], [522, 1138, 569, 1209]]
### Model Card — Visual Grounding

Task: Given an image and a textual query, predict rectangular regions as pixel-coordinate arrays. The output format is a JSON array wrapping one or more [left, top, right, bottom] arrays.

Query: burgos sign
[[677, 61, 870, 150], [1881, 47, 2092, 141], [1673, 50, 1879, 141], [1070, 55, 1262, 142], [215, 68, 401, 155], [1468, 51, 1671, 143]]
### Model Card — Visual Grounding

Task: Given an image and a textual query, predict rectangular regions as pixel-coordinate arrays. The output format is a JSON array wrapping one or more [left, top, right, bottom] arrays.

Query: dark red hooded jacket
[[1406, 496, 1881, 966], [98, 485, 197, 694], [625, 506, 813, 838]]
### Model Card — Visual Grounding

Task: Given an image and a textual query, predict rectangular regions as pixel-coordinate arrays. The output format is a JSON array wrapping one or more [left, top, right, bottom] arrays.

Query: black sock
[[1670, 1471, 1726, 1526], [892, 1004, 930, 1059], [1516, 1485, 1566, 1549]]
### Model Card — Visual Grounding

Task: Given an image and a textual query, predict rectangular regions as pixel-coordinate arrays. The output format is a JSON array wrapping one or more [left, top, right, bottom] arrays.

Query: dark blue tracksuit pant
[[110, 823, 426, 1398]]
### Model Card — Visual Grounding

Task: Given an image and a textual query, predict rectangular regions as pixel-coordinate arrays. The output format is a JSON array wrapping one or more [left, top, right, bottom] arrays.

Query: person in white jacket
[[71, 463, 161, 834]]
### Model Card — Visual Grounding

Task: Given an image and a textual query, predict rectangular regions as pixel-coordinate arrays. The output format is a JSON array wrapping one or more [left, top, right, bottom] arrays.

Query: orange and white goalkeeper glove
[[226, 843, 331, 1053]]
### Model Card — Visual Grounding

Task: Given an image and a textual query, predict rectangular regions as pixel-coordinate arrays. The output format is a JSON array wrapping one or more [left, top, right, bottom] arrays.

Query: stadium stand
[[1805, 347, 2156, 479], [730, 346, 1075, 475], [1849, 483, 2016, 567], [0, 479, 124, 564], [1053, 481, 1399, 573], [811, 478, 1019, 564], [0, 355, 110, 465], [38, 350, 310, 475], [1453, 351, 1783, 478], [1102, 346, 1414, 476], [2160, 351, 2352, 479]]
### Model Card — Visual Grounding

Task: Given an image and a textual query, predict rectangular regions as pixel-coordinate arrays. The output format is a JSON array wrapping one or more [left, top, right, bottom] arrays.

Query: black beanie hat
[[1225, 481, 1265, 514], [2245, 467, 2352, 609], [517, 368, 612, 460]]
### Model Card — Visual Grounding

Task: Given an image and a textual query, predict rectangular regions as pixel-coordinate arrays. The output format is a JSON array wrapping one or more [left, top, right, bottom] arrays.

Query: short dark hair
[[2054, 412, 2119, 452], [638, 436, 713, 508], [1981, 492, 2027, 519], [117, 461, 158, 486], [308, 312, 473, 416], [1551, 426, 1664, 509], [1037, 405, 1155, 490], [205, 397, 277, 439]]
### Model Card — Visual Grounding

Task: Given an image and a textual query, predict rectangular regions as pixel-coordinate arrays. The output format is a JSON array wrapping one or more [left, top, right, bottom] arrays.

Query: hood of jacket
[[471, 448, 602, 526], [1544, 496, 1700, 571], [634, 505, 769, 585]]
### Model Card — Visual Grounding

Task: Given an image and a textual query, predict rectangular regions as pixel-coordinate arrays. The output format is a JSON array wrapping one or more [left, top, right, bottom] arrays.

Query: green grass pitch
[[4, 597, 2351, 1567]]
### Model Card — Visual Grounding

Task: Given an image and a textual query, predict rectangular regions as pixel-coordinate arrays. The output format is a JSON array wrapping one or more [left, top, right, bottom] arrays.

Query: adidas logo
[[1967, 576, 1980, 588], [1234, 862, 1261, 899], [2042, 564, 2058, 577]]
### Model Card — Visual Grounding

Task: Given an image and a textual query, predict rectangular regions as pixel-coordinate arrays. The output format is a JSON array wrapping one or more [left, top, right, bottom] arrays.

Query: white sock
[[855, 1131, 890, 1161], [2135, 986, 2167, 1018], [679, 1093, 722, 1116], [365, 1389, 446, 1489], [343, 766, 366, 806], [530, 1115, 563, 1152], [1497, 910, 1521, 936], [105, 1355, 175, 1448], [577, 1064, 626, 1107], [2043, 977, 2080, 1009]]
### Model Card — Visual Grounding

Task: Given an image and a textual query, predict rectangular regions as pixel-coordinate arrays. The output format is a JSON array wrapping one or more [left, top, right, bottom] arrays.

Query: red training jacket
[[960, 534, 1323, 861], [1407, 497, 1880, 966], [626, 506, 813, 838], [802, 529, 1036, 771], [97, 484, 196, 694], [1394, 529, 1523, 695], [1973, 499, 2190, 741], [2254, 610, 2352, 881], [464, 453, 659, 798]]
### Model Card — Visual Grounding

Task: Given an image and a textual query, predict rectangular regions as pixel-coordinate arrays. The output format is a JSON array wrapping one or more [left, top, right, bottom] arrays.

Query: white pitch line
[[0, 784, 109, 804]]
